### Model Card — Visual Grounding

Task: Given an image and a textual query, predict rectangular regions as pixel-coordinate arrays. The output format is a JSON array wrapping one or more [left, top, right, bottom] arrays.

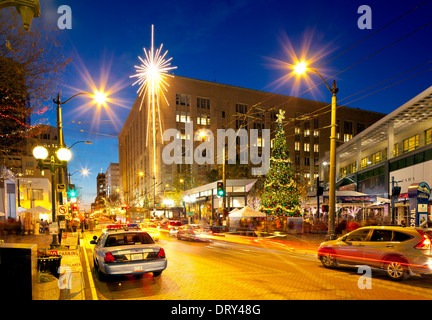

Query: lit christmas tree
[[260, 109, 302, 217]]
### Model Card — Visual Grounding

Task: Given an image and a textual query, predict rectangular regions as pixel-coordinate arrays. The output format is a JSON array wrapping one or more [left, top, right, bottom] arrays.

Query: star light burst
[[130, 25, 177, 179]]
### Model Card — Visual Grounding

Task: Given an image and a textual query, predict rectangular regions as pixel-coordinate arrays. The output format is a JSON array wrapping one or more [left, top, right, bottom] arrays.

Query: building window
[[236, 103, 248, 114], [295, 127, 300, 135], [393, 143, 399, 157], [403, 134, 419, 153], [304, 143, 310, 152], [314, 144, 319, 153], [304, 129, 310, 137], [197, 115, 210, 126], [313, 130, 319, 137], [295, 156, 301, 165], [176, 94, 190, 107], [295, 141, 300, 151], [372, 151, 382, 165], [304, 157, 310, 166], [361, 157, 371, 170], [344, 133, 353, 142], [176, 111, 190, 123], [197, 97, 210, 109], [236, 119, 247, 130], [425, 128, 432, 145], [222, 111, 225, 118]]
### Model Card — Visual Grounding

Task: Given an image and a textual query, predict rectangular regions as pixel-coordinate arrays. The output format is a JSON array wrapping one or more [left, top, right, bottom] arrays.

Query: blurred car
[[139, 223, 160, 241], [318, 226, 432, 281], [177, 224, 212, 242], [91, 225, 167, 280]]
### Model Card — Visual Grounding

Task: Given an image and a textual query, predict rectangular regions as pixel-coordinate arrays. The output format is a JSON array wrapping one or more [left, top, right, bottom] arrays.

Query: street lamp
[[294, 60, 339, 240], [0, 0, 40, 31], [68, 140, 92, 150], [33, 145, 71, 247]]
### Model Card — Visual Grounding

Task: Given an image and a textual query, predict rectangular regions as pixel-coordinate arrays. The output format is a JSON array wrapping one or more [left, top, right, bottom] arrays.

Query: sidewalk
[[0, 232, 86, 300]]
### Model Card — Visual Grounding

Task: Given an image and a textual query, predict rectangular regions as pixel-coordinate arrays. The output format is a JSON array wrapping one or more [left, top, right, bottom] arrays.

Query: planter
[[33, 274, 60, 300]]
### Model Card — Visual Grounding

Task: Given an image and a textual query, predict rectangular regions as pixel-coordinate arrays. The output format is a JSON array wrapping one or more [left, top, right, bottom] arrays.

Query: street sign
[[57, 184, 66, 191], [58, 205, 67, 215]]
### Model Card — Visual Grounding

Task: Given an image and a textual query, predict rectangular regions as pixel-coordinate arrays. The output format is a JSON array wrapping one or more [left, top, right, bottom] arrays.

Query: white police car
[[91, 224, 167, 280]]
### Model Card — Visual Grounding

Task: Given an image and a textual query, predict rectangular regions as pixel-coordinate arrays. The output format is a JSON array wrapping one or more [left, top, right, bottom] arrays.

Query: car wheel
[[383, 257, 409, 281], [320, 253, 338, 268], [153, 271, 163, 277]]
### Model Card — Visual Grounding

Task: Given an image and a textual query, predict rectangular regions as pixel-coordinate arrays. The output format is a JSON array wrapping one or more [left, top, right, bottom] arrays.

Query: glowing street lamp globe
[[33, 146, 48, 160], [293, 60, 308, 76], [92, 90, 108, 107], [56, 148, 72, 161]]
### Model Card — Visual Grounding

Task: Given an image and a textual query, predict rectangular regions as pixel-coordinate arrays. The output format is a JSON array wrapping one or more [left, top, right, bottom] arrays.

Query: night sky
[[35, 0, 432, 209]]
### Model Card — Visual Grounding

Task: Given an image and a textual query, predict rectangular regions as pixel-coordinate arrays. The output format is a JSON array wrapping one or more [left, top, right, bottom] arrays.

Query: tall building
[[93, 173, 106, 211], [105, 162, 120, 198], [119, 75, 385, 208]]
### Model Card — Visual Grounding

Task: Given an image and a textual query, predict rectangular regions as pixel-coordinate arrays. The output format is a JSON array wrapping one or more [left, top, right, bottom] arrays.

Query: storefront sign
[[323, 195, 377, 204], [408, 182, 430, 227]]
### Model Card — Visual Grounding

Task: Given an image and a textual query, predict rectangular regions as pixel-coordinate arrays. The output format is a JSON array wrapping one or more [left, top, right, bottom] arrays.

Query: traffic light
[[68, 184, 76, 197], [217, 182, 225, 197]]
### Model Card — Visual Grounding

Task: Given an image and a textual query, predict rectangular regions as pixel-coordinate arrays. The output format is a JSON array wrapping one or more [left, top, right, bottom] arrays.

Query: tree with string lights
[[260, 109, 302, 218]]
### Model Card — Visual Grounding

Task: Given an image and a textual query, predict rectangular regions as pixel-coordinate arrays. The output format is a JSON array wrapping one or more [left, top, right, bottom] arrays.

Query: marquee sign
[[408, 182, 430, 227]]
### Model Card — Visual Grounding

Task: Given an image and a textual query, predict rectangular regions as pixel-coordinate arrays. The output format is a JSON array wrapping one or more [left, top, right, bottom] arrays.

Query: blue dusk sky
[[33, 0, 432, 209]]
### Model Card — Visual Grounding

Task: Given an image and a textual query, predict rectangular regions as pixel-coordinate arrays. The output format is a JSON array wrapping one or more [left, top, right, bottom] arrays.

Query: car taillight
[[104, 252, 116, 262], [157, 248, 166, 258], [415, 230, 432, 250]]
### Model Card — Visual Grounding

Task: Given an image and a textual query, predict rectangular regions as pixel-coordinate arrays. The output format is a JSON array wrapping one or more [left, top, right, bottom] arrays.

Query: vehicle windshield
[[105, 232, 155, 247]]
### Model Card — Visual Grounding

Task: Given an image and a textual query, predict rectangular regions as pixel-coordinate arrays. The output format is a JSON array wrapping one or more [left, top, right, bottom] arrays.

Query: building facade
[[119, 75, 385, 208], [317, 85, 432, 224], [105, 162, 120, 198]]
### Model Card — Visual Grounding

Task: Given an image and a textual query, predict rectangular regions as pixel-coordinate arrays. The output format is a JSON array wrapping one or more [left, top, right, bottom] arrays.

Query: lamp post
[[33, 91, 106, 247], [294, 61, 339, 240], [0, 0, 40, 31], [139, 171, 156, 212], [33, 145, 71, 247]]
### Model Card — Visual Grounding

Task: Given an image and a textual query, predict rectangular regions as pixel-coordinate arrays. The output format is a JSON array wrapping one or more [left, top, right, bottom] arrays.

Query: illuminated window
[[393, 143, 399, 157], [176, 111, 190, 123], [402, 134, 419, 153], [313, 130, 319, 137], [344, 133, 353, 142], [425, 128, 432, 145], [372, 151, 382, 165], [361, 157, 371, 170], [295, 127, 300, 134], [295, 142, 300, 151], [304, 143, 310, 152], [314, 144, 319, 153], [304, 129, 310, 137]]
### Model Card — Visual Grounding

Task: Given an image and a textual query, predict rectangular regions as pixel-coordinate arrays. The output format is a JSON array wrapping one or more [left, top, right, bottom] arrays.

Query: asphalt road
[[81, 230, 432, 301]]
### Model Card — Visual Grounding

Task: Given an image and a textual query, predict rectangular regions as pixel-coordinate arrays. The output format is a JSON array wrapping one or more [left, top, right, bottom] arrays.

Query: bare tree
[[0, 8, 70, 160]]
